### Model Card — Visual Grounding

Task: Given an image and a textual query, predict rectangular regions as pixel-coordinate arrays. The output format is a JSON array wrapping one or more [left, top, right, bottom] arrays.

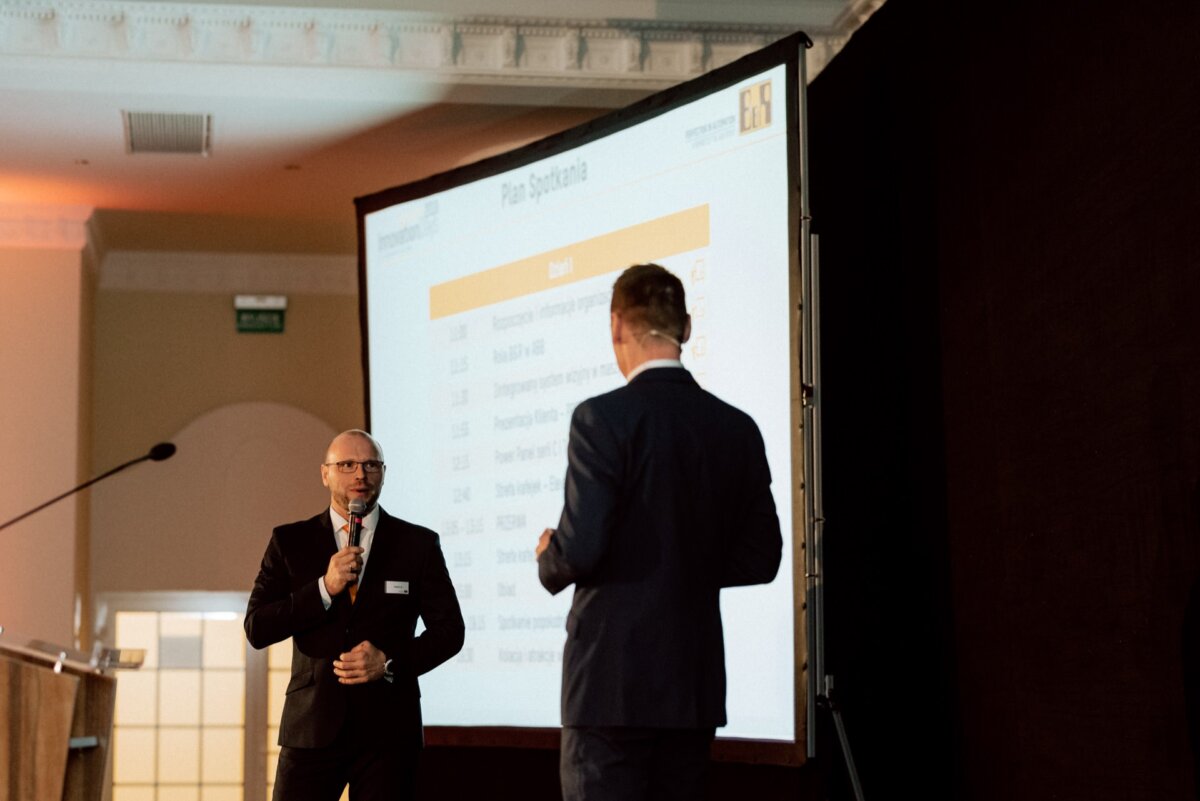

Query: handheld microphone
[[347, 499, 366, 549]]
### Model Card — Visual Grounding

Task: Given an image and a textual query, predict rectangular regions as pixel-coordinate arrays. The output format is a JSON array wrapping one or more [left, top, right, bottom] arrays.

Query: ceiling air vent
[[122, 111, 212, 156]]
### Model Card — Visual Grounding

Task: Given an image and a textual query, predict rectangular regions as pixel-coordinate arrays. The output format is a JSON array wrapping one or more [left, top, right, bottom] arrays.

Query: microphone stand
[[0, 443, 176, 532]]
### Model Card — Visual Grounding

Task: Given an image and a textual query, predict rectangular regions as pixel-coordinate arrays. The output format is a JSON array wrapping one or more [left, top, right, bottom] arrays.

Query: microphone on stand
[[0, 442, 177, 532], [148, 443, 177, 462]]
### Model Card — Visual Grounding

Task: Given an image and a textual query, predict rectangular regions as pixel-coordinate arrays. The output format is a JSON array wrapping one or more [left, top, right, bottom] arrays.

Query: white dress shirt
[[625, 358, 684, 382], [318, 504, 380, 609]]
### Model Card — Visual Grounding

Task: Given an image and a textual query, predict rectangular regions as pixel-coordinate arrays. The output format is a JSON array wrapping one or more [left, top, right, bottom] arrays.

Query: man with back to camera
[[536, 263, 783, 801], [246, 429, 464, 800]]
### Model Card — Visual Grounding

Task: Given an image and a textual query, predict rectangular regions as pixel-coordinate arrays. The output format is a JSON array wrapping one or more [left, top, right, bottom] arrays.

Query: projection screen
[[356, 32, 810, 763]]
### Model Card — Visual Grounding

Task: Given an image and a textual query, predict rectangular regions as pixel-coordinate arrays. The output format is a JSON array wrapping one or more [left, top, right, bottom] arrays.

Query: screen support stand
[[798, 41, 864, 800], [817, 674, 866, 801]]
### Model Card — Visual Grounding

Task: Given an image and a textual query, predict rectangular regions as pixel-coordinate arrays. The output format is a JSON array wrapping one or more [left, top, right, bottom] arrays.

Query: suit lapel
[[315, 509, 338, 555], [353, 509, 397, 609], [311, 510, 355, 617]]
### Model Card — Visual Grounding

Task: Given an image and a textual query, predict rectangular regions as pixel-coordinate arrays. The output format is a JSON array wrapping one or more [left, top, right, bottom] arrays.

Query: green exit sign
[[235, 295, 287, 334]]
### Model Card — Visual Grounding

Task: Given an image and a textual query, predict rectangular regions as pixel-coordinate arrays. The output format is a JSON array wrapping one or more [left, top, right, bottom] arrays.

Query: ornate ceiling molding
[[0, 1, 845, 88]]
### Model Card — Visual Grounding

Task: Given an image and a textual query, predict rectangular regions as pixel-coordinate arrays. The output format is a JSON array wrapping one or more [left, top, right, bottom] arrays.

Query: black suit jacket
[[245, 507, 464, 749], [538, 366, 782, 729]]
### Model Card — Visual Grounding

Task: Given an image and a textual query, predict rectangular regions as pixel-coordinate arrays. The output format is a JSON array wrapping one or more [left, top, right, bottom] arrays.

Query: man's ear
[[681, 315, 692, 345], [611, 311, 623, 344]]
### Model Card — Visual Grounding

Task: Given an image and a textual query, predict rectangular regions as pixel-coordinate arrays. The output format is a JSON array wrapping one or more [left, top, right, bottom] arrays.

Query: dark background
[[417, 0, 1200, 797]]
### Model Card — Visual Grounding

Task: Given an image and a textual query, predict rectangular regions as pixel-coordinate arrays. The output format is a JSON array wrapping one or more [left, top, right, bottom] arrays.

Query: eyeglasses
[[324, 460, 385, 474]]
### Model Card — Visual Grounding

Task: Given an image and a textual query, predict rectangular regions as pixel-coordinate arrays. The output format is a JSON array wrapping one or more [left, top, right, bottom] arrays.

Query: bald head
[[325, 429, 384, 464], [321, 429, 386, 516]]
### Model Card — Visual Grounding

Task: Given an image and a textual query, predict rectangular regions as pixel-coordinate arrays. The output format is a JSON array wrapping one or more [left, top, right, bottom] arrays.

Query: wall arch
[[90, 401, 337, 600]]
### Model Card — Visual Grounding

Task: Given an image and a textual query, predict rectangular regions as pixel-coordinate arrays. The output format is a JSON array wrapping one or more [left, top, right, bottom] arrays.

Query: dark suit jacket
[[245, 507, 464, 749], [538, 366, 782, 729]]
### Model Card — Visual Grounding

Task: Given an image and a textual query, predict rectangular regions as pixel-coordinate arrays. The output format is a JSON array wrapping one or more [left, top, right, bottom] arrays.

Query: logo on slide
[[739, 79, 773, 134]]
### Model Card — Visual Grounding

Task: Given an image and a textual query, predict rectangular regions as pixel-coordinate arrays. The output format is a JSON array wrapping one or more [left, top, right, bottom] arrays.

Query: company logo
[[377, 199, 439, 255], [739, 79, 773, 134]]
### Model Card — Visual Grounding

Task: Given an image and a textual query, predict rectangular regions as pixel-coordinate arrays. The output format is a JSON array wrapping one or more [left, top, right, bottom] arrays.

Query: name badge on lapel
[[386, 581, 410, 595]]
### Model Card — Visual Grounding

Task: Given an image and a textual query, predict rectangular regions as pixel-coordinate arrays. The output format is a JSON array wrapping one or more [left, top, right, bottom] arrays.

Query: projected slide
[[363, 63, 796, 740]]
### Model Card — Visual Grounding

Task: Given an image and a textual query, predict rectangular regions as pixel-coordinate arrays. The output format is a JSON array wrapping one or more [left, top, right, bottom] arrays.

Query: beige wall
[[1, 230, 364, 644], [90, 401, 337, 597], [91, 288, 360, 466], [89, 263, 362, 609], [0, 246, 89, 647]]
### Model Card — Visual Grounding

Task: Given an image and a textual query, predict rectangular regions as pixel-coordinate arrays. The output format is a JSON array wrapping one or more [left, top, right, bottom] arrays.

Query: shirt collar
[[625, 358, 683, 383], [330, 504, 381, 532]]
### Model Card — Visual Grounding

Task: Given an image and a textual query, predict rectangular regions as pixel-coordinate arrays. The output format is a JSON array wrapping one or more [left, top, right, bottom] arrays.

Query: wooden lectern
[[0, 626, 143, 801]]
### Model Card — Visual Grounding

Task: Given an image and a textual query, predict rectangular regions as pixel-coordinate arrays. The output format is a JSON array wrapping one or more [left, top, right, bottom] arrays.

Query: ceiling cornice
[[0, 1, 852, 88], [0, 203, 92, 250], [98, 249, 356, 294]]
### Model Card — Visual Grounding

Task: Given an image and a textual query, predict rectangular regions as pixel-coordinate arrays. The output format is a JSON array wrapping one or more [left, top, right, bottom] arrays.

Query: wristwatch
[[383, 658, 394, 682]]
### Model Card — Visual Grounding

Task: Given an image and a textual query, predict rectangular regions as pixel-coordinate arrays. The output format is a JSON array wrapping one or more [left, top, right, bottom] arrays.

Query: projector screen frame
[[355, 31, 815, 767]]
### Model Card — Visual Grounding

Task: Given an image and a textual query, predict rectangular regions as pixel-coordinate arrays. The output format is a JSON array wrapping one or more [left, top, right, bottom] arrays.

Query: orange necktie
[[341, 523, 358, 603]]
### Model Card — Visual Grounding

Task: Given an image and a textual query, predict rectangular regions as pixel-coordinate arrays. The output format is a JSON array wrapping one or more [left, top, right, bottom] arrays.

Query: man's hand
[[535, 527, 555, 559], [324, 546, 364, 596], [333, 640, 386, 684]]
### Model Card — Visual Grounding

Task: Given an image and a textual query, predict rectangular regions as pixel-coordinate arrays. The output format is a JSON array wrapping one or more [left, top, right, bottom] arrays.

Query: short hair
[[610, 263, 688, 342]]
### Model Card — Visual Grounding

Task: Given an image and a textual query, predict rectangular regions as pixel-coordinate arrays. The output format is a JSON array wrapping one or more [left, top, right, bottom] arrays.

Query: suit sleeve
[[538, 400, 621, 595], [412, 533, 466, 675], [720, 419, 784, 588], [244, 527, 331, 650]]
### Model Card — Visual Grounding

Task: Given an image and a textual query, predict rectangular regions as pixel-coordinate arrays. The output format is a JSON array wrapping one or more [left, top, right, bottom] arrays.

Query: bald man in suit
[[246, 429, 464, 801], [537, 264, 783, 801]]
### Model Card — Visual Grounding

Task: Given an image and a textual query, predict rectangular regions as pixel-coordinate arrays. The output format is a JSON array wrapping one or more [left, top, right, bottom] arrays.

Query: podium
[[0, 626, 143, 801]]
